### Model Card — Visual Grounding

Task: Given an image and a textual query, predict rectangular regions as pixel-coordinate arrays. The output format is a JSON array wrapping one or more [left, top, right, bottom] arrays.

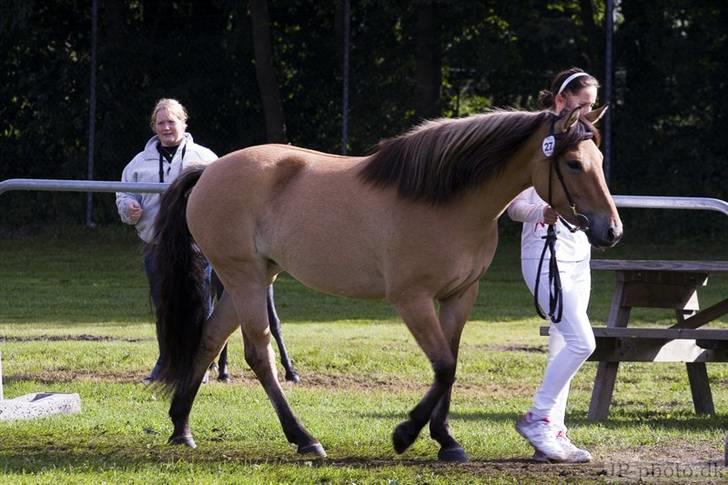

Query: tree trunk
[[578, 0, 602, 73], [414, 1, 441, 121], [249, 0, 287, 142]]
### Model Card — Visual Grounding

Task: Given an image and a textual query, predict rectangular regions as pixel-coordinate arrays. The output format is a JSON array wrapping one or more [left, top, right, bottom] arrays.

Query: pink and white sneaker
[[531, 430, 592, 463], [515, 412, 568, 462]]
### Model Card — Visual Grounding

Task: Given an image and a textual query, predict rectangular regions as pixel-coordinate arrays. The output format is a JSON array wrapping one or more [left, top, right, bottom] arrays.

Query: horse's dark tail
[[149, 166, 208, 395]]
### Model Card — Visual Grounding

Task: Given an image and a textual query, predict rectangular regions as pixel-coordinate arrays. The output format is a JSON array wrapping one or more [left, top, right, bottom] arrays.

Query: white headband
[[557, 72, 590, 95]]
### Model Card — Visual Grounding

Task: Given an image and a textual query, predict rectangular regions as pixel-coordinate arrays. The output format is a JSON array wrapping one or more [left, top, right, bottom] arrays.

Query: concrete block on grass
[[0, 392, 81, 421]]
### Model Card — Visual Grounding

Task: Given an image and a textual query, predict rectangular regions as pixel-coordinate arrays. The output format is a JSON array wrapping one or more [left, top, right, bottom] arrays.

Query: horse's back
[[186, 144, 384, 293], [185, 143, 499, 301]]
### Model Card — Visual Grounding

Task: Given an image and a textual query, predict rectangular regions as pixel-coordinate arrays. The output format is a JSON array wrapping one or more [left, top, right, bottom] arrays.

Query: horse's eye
[[565, 160, 583, 171]]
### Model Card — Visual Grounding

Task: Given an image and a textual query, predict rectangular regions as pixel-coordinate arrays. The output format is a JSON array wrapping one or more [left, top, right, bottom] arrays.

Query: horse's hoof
[[168, 435, 197, 448], [298, 442, 326, 457], [285, 372, 301, 383], [392, 421, 419, 454], [218, 374, 231, 383], [438, 446, 468, 463]]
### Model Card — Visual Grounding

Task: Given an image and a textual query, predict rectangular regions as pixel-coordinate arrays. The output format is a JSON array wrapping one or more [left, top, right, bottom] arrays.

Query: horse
[[151, 106, 622, 462], [207, 274, 300, 384]]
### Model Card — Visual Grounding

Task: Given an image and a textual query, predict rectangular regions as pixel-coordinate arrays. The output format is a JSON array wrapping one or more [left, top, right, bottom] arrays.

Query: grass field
[[0, 224, 726, 484]]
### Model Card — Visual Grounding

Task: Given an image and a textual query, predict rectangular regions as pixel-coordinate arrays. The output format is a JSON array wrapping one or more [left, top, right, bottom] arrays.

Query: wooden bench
[[541, 259, 728, 421]]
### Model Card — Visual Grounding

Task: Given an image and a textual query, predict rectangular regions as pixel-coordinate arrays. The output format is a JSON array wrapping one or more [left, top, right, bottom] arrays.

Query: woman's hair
[[537, 67, 599, 110], [149, 98, 189, 130]]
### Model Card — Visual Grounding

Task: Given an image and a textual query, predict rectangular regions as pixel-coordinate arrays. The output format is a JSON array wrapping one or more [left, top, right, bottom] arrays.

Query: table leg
[[674, 308, 716, 415], [686, 362, 715, 415], [589, 280, 630, 421], [588, 361, 620, 421]]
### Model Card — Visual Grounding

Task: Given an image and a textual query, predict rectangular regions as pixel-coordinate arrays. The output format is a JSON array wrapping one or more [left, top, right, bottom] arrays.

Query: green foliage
[[1, 1, 727, 240]]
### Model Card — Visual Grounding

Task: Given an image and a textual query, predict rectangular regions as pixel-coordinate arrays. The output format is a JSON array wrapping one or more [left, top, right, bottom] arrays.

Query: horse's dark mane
[[358, 110, 598, 205]]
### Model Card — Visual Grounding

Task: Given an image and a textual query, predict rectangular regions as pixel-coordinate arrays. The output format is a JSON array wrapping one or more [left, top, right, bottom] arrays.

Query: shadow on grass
[[0, 444, 598, 476], [357, 408, 728, 433]]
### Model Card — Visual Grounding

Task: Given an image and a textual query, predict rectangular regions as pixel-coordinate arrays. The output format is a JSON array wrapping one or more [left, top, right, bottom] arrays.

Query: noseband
[[533, 114, 592, 323]]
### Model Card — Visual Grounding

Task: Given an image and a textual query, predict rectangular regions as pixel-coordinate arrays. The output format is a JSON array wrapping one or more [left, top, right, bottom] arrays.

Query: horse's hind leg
[[267, 285, 300, 383], [216, 343, 230, 382], [209, 272, 231, 382], [391, 297, 457, 457], [228, 281, 325, 457], [428, 283, 479, 463], [168, 292, 240, 447]]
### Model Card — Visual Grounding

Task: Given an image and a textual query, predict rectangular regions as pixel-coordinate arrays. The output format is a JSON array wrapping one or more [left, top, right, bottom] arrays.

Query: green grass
[[0, 225, 727, 484]]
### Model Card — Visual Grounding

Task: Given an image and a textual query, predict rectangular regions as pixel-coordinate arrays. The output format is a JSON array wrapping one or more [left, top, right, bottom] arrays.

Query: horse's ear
[[555, 107, 581, 133], [584, 105, 608, 124]]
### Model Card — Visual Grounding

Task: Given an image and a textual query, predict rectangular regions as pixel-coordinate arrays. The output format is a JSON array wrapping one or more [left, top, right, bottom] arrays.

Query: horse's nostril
[[608, 226, 622, 243]]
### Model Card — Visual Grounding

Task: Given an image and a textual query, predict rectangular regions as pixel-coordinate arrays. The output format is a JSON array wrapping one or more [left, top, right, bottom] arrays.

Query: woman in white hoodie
[[116, 98, 217, 382], [509, 68, 604, 464]]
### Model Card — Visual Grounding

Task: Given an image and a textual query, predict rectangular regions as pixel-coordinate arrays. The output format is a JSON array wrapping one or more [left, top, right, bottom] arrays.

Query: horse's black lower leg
[[242, 329, 324, 457], [392, 360, 455, 454], [216, 342, 230, 382], [209, 272, 232, 383], [429, 388, 467, 462], [267, 285, 300, 383], [168, 379, 204, 448], [422, 286, 475, 462]]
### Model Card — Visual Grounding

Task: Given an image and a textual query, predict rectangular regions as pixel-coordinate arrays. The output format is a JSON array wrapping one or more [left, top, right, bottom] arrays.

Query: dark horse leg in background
[[267, 285, 301, 383], [210, 273, 300, 383]]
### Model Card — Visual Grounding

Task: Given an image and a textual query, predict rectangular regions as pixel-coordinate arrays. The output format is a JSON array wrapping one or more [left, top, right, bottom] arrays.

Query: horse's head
[[531, 106, 623, 249]]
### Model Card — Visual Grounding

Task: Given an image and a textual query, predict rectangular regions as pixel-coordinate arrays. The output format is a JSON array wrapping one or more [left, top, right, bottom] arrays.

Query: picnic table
[[539, 195, 728, 421], [541, 259, 728, 420]]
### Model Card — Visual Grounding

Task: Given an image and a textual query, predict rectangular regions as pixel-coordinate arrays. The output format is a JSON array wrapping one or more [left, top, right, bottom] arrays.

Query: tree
[[250, 0, 287, 143], [414, 1, 441, 120]]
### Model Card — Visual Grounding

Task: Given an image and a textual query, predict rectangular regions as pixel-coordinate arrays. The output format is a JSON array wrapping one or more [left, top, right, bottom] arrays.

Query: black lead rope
[[534, 224, 564, 323], [534, 136, 564, 323], [533, 111, 593, 324], [533, 115, 567, 324]]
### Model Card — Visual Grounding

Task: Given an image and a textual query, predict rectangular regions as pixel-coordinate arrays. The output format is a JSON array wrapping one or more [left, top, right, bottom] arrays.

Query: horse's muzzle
[[585, 216, 623, 249]]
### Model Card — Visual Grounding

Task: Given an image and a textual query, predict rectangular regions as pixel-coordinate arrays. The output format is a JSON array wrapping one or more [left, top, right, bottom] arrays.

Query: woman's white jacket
[[116, 133, 217, 243]]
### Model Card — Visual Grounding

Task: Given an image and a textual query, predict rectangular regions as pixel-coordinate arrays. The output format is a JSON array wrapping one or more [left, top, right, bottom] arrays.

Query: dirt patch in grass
[[480, 343, 546, 353], [3, 368, 532, 399], [0, 334, 145, 343]]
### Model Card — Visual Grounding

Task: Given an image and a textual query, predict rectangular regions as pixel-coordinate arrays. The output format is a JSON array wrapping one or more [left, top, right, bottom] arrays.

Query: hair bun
[[537, 90, 554, 109]]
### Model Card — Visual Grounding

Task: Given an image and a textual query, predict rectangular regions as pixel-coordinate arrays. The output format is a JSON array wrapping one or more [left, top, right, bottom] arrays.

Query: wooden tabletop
[[591, 259, 728, 272]]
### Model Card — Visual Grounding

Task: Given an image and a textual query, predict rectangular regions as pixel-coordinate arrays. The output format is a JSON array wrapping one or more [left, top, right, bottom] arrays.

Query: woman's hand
[[127, 201, 143, 224], [542, 205, 559, 225]]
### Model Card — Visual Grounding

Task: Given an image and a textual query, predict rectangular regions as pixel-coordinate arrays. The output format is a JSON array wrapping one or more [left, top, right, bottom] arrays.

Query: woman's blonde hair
[[150, 98, 189, 130]]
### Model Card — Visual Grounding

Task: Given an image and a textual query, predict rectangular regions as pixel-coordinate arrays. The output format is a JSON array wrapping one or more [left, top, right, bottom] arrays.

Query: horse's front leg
[[391, 297, 457, 458], [168, 292, 239, 447], [428, 282, 479, 463]]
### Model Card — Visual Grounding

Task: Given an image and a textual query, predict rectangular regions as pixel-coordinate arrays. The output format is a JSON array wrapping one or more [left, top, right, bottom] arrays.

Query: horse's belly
[[284, 263, 385, 299]]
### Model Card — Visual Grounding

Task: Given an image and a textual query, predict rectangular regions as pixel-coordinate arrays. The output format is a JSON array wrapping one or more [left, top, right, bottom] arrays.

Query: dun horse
[[152, 107, 622, 462]]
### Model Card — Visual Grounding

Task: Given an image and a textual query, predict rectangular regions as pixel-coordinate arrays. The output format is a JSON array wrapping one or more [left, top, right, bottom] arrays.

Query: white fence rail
[[1, 178, 728, 217]]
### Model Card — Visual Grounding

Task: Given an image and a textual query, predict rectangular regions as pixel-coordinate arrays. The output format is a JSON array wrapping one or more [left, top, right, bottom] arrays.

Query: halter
[[533, 113, 590, 324]]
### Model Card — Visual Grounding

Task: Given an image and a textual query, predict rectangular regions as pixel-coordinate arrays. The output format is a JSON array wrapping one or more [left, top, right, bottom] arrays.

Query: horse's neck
[[473, 133, 543, 221]]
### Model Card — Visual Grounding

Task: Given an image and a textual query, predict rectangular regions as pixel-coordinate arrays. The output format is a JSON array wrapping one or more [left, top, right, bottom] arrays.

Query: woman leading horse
[[151, 107, 622, 462]]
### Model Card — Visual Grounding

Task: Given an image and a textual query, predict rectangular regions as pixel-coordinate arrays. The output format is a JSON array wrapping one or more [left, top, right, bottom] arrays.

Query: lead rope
[[533, 224, 564, 323], [533, 152, 564, 323], [533, 116, 564, 323], [532, 111, 593, 323]]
